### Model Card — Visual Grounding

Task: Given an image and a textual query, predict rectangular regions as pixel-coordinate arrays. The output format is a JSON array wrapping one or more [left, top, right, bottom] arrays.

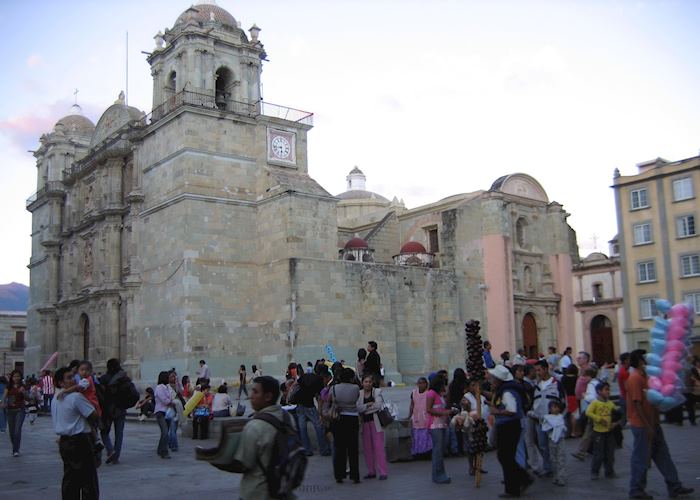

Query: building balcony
[[26, 181, 66, 209], [147, 90, 313, 126]]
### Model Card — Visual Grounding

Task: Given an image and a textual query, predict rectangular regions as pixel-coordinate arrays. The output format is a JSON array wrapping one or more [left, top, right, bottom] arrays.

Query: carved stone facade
[[26, 4, 580, 382]]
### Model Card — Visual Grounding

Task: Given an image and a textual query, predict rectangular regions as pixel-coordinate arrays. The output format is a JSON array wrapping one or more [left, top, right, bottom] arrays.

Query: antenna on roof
[[125, 31, 129, 106], [73, 88, 79, 105]]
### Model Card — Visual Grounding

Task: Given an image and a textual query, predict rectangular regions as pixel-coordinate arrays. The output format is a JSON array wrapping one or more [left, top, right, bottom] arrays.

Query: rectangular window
[[637, 261, 656, 283], [592, 283, 603, 300], [681, 254, 700, 277], [640, 297, 658, 320], [683, 292, 700, 314], [630, 188, 649, 209], [673, 177, 693, 201], [428, 228, 439, 253], [633, 223, 652, 245], [676, 215, 696, 238]]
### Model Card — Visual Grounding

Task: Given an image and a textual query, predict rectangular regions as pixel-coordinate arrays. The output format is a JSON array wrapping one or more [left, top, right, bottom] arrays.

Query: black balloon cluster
[[465, 319, 485, 381], [469, 418, 489, 454]]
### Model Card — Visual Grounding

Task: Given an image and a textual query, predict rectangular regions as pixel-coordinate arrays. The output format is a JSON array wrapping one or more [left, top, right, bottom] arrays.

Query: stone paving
[[1, 391, 699, 500]]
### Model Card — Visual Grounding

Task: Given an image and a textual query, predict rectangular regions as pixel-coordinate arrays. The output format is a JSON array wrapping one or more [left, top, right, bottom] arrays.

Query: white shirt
[[501, 391, 517, 413], [212, 393, 232, 412], [558, 355, 572, 370], [199, 364, 211, 379], [52, 392, 94, 436], [463, 392, 490, 420]]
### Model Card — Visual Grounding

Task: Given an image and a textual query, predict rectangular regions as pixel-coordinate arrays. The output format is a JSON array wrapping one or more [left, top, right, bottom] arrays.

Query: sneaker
[[378, 475, 388, 480], [363, 474, 376, 479], [160, 454, 171, 459], [670, 487, 695, 498], [553, 480, 566, 487], [433, 477, 451, 484], [12, 451, 19, 457]]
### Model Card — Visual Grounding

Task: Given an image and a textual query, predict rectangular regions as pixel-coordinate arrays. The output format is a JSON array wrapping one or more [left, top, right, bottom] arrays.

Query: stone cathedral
[[26, 3, 579, 382]]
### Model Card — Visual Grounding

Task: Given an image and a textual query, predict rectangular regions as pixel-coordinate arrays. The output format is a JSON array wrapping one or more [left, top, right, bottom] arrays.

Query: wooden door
[[522, 313, 538, 359], [591, 315, 614, 364]]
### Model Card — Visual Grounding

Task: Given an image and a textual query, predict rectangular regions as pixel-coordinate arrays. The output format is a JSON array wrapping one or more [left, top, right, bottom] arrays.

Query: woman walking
[[2, 370, 26, 456], [330, 367, 361, 484], [426, 376, 456, 484], [154, 371, 173, 459], [166, 371, 183, 452], [238, 365, 248, 399], [357, 374, 389, 480], [408, 377, 432, 456]]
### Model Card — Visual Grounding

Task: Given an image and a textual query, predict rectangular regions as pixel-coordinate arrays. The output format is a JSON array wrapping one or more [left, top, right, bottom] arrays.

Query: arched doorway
[[215, 67, 234, 110], [522, 313, 538, 359], [591, 315, 614, 365], [79, 314, 90, 359]]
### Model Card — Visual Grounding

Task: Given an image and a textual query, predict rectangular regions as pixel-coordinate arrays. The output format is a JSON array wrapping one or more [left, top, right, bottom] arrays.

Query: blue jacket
[[494, 381, 525, 425]]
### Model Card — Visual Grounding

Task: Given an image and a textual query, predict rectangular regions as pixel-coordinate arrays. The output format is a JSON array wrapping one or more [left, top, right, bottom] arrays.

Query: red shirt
[[626, 369, 658, 428], [80, 377, 102, 417], [618, 366, 630, 399]]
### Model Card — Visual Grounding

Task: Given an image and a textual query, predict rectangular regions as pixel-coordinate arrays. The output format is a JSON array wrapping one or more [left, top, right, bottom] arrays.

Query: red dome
[[400, 241, 427, 254], [345, 237, 369, 249]]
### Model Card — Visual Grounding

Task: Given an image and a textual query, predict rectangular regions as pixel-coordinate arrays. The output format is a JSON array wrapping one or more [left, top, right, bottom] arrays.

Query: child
[[451, 397, 480, 476], [542, 400, 567, 486], [136, 387, 155, 420], [60, 361, 104, 450], [585, 382, 618, 480], [27, 379, 42, 425], [408, 377, 432, 457], [192, 384, 213, 439]]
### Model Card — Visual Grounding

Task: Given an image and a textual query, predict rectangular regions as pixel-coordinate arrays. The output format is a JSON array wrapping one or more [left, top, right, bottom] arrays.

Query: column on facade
[[106, 298, 121, 361], [105, 215, 122, 286], [46, 247, 61, 304], [105, 157, 123, 208]]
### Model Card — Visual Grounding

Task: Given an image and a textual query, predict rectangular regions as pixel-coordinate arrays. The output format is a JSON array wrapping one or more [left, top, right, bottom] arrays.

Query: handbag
[[193, 406, 210, 418], [377, 406, 394, 427], [323, 386, 340, 422]]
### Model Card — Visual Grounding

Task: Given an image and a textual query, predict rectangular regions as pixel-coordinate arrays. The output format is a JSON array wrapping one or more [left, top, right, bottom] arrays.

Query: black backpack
[[254, 411, 307, 499], [116, 379, 140, 409]]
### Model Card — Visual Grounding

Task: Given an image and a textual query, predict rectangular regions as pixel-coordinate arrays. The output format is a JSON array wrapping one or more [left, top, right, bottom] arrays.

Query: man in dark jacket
[[364, 341, 381, 388], [98, 358, 132, 465]]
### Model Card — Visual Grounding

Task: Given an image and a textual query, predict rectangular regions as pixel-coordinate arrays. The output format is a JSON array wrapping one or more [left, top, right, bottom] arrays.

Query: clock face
[[271, 136, 291, 159]]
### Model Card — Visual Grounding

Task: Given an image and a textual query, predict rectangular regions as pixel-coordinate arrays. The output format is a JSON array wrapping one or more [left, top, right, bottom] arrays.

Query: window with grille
[[683, 292, 700, 314], [676, 215, 696, 238], [630, 188, 649, 209], [633, 223, 652, 245], [637, 261, 656, 283], [672, 177, 693, 201], [681, 254, 700, 277]]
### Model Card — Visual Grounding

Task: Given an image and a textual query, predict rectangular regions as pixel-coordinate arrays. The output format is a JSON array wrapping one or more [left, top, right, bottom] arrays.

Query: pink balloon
[[662, 372, 679, 386], [648, 376, 663, 391], [661, 384, 676, 396], [667, 327, 684, 341], [666, 340, 686, 352], [670, 303, 691, 319], [662, 361, 682, 373]]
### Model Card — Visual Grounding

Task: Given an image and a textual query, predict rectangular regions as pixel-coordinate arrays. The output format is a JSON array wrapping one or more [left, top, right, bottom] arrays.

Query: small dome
[[54, 114, 95, 135], [336, 190, 390, 202], [400, 241, 427, 254], [345, 237, 369, 249], [583, 252, 608, 262], [175, 3, 238, 29]]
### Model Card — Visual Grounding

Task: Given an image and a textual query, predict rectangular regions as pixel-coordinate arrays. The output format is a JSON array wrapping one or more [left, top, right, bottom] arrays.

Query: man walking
[[52, 366, 100, 500], [98, 359, 132, 464], [233, 376, 298, 499], [198, 359, 211, 383], [626, 350, 693, 499], [295, 369, 331, 456], [40, 370, 55, 412], [364, 341, 381, 387]]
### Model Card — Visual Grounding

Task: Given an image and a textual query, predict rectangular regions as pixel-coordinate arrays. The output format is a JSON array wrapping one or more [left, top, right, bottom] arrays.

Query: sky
[[1, 0, 699, 286]]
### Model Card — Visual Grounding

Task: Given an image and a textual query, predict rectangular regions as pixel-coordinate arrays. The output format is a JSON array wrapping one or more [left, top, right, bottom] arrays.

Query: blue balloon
[[655, 299, 672, 314], [646, 389, 664, 405], [654, 317, 670, 330], [651, 339, 666, 356], [644, 353, 662, 366], [646, 366, 662, 377], [650, 327, 666, 341], [659, 394, 685, 412]]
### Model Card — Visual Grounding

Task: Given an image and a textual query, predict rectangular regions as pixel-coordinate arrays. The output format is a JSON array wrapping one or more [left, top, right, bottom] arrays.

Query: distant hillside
[[0, 282, 29, 311]]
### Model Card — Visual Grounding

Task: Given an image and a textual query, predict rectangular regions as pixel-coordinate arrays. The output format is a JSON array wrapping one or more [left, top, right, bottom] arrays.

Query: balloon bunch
[[645, 299, 695, 412], [465, 320, 485, 381], [469, 418, 489, 454], [325, 344, 337, 363]]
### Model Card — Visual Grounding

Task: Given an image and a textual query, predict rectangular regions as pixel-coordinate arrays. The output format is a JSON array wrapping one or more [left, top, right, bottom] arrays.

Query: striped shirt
[[41, 375, 55, 395]]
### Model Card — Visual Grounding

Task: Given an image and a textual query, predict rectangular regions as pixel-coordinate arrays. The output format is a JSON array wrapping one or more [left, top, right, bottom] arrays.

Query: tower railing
[[146, 90, 313, 126], [26, 181, 65, 208]]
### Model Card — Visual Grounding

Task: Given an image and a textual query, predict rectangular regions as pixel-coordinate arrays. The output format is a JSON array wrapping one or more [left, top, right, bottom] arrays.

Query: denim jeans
[[7, 409, 25, 453], [0, 408, 6, 432], [536, 422, 551, 473], [296, 405, 330, 455], [630, 425, 682, 496], [430, 428, 450, 482], [43, 394, 54, 412], [516, 417, 527, 469], [101, 413, 126, 460], [155, 412, 170, 457], [166, 418, 178, 451]]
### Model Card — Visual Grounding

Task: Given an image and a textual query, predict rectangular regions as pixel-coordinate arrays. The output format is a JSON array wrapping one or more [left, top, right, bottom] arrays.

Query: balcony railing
[[146, 90, 313, 126], [26, 181, 65, 208]]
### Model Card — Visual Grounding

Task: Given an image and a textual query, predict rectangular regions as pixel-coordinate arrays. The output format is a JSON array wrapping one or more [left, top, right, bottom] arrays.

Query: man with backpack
[[233, 375, 307, 499], [98, 358, 139, 465]]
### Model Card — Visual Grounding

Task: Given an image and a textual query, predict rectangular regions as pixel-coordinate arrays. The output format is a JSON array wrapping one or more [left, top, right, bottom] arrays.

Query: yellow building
[[612, 154, 700, 352]]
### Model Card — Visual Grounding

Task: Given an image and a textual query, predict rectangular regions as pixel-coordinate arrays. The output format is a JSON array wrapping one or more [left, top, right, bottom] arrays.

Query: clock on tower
[[267, 128, 296, 166]]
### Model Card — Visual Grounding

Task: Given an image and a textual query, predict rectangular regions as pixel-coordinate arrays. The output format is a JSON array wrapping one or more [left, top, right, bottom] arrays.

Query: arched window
[[215, 67, 233, 110], [516, 217, 529, 248], [167, 71, 177, 91]]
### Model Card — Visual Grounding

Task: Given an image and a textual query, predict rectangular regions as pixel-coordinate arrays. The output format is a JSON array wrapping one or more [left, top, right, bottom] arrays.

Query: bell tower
[[147, 2, 266, 112]]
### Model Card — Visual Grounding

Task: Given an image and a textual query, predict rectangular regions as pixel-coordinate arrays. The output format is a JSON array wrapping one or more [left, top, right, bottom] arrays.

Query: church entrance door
[[522, 313, 538, 359], [591, 315, 614, 365]]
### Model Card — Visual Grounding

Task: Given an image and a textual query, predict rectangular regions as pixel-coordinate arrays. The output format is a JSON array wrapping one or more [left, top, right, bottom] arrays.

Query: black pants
[[332, 415, 359, 481], [591, 430, 615, 476], [683, 393, 697, 425], [59, 433, 99, 500], [193, 416, 209, 439], [496, 419, 529, 496]]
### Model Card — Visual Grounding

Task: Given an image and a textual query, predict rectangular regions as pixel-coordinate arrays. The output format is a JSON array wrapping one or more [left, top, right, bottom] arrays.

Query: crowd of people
[[2, 341, 699, 500]]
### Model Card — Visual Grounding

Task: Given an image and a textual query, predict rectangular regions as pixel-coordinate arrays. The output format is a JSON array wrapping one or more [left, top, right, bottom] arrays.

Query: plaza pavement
[[1, 387, 699, 500]]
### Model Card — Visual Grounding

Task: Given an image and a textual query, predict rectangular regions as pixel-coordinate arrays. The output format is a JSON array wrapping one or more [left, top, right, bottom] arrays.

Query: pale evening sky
[[1, 0, 699, 286]]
